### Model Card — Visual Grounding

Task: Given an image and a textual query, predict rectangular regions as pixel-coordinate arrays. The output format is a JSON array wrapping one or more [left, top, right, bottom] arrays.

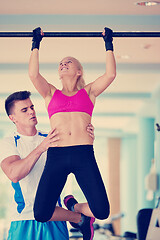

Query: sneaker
[[64, 195, 95, 240], [79, 214, 95, 240], [64, 195, 78, 212], [64, 195, 81, 229]]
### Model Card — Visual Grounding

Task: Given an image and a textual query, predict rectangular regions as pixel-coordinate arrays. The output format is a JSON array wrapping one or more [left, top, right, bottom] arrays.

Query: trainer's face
[[9, 98, 38, 128]]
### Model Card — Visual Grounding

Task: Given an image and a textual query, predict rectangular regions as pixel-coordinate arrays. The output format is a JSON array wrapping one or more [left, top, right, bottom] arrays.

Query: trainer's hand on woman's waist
[[38, 129, 60, 153]]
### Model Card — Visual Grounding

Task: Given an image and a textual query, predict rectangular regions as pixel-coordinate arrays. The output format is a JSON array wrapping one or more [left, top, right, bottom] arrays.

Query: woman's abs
[[49, 112, 93, 146]]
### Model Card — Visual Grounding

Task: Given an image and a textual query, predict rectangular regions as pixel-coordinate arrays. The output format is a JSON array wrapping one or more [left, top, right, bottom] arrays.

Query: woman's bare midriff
[[49, 112, 93, 146]]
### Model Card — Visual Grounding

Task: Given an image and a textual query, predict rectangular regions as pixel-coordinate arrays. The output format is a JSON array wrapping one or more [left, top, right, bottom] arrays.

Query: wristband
[[103, 27, 114, 51], [31, 27, 43, 51]]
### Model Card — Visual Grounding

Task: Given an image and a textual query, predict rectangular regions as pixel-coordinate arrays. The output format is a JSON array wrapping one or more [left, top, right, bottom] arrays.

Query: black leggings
[[34, 145, 110, 222]]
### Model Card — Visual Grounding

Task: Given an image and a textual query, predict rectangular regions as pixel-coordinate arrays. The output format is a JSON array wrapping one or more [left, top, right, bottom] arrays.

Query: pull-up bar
[[0, 32, 160, 38]]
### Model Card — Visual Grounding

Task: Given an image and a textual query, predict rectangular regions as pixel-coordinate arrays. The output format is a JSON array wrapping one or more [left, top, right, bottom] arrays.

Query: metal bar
[[0, 32, 160, 38]]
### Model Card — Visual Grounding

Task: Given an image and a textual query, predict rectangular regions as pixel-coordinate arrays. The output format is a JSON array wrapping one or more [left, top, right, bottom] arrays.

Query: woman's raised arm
[[29, 27, 54, 99], [89, 27, 116, 97]]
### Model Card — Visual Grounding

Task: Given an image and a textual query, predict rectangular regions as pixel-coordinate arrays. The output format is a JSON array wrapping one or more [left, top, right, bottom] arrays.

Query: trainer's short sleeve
[[0, 137, 19, 164]]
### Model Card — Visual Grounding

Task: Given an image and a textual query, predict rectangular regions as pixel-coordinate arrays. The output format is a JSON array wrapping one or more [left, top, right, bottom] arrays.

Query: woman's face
[[58, 57, 81, 79]]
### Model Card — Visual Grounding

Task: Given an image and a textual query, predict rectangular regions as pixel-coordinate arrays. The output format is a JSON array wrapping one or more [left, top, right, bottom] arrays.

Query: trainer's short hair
[[5, 91, 31, 116]]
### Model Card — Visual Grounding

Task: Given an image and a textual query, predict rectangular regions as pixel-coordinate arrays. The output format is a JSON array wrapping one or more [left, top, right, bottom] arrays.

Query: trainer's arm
[[0, 129, 59, 183]]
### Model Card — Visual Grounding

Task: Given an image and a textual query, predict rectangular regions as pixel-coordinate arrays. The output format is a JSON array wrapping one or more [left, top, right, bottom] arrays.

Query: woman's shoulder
[[45, 84, 58, 108], [49, 84, 57, 96], [84, 83, 96, 105], [84, 83, 92, 94]]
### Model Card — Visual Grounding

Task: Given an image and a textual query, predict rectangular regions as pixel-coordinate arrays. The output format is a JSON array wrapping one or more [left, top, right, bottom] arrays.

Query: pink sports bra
[[47, 88, 94, 118]]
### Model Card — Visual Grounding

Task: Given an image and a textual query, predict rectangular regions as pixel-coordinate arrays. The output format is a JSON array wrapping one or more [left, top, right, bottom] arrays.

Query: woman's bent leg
[[34, 148, 68, 222], [73, 145, 110, 220]]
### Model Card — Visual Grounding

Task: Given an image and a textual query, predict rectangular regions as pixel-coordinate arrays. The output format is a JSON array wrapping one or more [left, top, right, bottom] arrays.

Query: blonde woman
[[29, 27, 116, 240]]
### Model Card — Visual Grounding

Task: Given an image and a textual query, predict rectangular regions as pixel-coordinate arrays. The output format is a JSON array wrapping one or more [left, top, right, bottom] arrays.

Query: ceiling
[[0, 0, 160, 137], [1, 0, 160, 15]]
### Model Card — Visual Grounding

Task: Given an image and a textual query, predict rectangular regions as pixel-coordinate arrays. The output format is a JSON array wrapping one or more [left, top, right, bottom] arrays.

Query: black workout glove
[[103, 27, 113, 52], [31, 27, 43, 51]]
